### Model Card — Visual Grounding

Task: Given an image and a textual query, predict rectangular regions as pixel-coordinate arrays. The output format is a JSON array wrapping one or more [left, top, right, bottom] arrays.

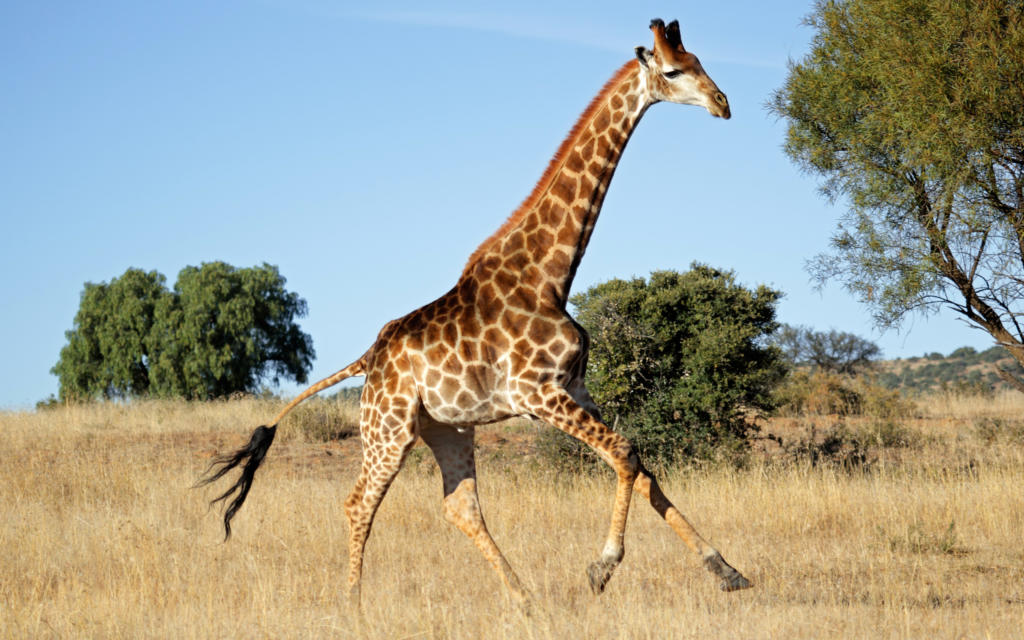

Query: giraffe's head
[[635, 19, 730, 119]]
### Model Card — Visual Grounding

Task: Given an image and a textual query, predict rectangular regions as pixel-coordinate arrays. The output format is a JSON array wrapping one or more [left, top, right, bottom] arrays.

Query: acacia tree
[[54, 262, 314, 401], [771, 0, 1024, 389], [776, 325, 881, 374]]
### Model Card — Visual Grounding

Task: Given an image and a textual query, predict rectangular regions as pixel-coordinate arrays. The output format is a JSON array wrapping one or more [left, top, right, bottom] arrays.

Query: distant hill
[[877, 346, 1024, 394]]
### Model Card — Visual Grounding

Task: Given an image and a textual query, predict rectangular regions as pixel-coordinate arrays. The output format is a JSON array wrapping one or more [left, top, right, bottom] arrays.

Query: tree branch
[[995, 365, 1024, 394]]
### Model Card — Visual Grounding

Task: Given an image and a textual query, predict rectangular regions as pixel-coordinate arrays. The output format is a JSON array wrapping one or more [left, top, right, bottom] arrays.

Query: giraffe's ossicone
[[199, 18, 751, 606]]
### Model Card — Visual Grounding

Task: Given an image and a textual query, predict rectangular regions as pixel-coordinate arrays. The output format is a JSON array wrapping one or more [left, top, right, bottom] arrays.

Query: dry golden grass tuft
[[3, 394, 1023, 638]]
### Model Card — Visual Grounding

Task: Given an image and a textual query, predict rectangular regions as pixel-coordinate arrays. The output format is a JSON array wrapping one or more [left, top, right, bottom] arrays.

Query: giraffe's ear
[[635, 46, 653, 68]]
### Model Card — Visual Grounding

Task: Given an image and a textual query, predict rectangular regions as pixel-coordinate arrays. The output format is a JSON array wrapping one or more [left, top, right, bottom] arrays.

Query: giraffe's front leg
[[522, 383, 639, 594]]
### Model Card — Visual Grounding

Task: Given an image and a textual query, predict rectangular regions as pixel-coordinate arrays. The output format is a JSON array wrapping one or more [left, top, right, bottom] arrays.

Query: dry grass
[[3, 396, 1024, 639], [914, 389, 1024, 421]]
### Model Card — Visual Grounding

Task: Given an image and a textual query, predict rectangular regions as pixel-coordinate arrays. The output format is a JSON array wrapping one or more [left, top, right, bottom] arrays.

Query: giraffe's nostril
[[715, 92, 728, 106]]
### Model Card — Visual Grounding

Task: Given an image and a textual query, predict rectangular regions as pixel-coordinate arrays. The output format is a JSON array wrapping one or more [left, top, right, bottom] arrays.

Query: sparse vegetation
[[879, 345, 1024, 394], [287, 396, 360, 442], [3, 392, 1023, 638], [972, 416, 1024, 445], [774, 369, 914, 420], [885, 519, 964, 556]]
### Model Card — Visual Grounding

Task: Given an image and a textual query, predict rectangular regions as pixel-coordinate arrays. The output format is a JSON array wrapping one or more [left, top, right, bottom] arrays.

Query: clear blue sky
[[0, 1, 994, 409]]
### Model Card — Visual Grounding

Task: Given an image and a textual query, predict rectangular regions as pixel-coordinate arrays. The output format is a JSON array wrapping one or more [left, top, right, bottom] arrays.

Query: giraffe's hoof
[[702, 552, 752, 592], [719, 572, 752, 592], [347, 584, 362, 609], [586, 560, 615, 594]]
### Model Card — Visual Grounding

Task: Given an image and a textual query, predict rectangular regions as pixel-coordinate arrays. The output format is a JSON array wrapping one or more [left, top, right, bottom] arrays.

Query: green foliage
[[35, 394, 62, 411], [52, 269, 167, 400], [53, 262, 314, 401], [949, 346, 977, 359], [148, 262, 314, 399], [548, 266, 787, 466], [770, 0, 1024, 384]]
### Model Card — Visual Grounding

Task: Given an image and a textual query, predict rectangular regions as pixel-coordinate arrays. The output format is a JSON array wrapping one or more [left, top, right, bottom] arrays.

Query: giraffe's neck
[[462, 60, 651, 308]]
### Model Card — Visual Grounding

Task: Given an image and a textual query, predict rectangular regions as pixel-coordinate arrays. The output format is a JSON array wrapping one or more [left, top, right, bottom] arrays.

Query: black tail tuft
[[196, 425, 277, 540]]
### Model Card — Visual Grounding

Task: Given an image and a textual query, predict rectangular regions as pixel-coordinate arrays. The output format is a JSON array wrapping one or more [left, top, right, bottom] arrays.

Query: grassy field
[[2, 395, 1023, 639]]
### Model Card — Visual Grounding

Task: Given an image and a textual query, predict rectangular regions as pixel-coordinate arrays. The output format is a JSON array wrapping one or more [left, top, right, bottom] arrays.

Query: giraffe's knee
[[608, 436, 640, 479]]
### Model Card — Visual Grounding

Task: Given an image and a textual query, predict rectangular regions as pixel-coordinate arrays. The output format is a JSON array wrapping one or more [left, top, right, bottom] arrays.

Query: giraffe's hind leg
[[343, 402, 417, 606], [419, 416, 530, 605]]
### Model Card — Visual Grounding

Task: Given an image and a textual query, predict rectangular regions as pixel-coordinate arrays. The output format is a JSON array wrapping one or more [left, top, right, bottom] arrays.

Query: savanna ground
[[2, 392, 1023, 639]]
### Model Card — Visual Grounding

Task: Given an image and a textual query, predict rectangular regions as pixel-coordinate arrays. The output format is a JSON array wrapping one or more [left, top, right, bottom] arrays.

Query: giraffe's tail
[[196, 352, 369, 539]]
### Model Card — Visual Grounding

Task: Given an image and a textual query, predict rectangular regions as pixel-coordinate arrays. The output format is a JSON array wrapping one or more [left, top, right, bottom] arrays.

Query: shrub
[[781, 422, 870, 470], [544, 266, 787, 469], [857, 419, 919, 449], [973, 417, 1024, 445], [775, 370, 913, 419], [288, 397, 359, 442]]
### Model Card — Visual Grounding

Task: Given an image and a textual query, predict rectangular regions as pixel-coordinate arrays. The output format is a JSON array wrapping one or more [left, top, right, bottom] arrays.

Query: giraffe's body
[[201, 19, 750, 605]]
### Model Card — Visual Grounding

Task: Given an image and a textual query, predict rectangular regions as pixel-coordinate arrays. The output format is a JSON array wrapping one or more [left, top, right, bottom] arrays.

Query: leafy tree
[[54, 262, 314, 401], [52, 269, 167, 400], [554, 266, 786, 465], [770, 0, 1024, 390], [149, 262, 314, 399], [776, 324, 881, 374]]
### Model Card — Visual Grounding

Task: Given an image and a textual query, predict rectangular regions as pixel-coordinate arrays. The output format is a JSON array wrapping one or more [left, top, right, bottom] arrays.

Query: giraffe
[[199, 18, 750, 605]]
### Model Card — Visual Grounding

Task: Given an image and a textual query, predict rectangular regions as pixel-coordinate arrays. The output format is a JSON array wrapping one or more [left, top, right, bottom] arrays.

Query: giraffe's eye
[[663, 69, 683, 79]]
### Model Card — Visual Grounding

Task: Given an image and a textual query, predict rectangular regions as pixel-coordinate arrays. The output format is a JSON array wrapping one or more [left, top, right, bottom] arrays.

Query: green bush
[[543, 266, 787, 468]]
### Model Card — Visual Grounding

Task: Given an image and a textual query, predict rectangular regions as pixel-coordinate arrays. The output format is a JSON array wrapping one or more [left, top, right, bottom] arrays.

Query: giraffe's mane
[[461, 59, 640, 277]]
